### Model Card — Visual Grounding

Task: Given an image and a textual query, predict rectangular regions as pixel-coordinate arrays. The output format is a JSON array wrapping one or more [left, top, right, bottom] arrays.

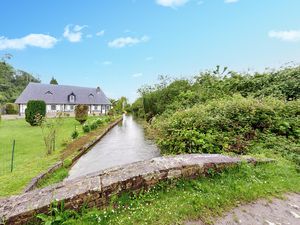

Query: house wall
[[19, 104, 111, 115]]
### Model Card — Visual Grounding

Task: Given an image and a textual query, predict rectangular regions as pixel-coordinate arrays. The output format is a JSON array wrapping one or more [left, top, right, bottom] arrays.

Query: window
[[51, 105, 56, 110], [70, 105, 74, 110], [69, 95, 75, 103]]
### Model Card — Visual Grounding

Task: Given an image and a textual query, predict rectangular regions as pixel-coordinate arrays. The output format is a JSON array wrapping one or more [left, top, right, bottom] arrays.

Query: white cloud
[[0, 34, 58, 50], [63, 24, 87, 42], [96, 30, 105, 36], [132, 73, 143, 78], [108, 35, 149, 48], [86, 34, 93, 38], [269, 30, 300, 42], [102, 61, 112, 65], [156, 0, 189, 8], [224, 0, 239, 3]]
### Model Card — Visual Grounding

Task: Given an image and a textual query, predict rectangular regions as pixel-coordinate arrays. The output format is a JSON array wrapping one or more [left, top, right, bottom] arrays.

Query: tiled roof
[[15, 83, 111, 105]]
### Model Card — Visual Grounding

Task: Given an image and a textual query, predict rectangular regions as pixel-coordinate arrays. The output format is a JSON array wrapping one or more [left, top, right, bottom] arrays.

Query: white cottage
[[15, 83, 111, 115]]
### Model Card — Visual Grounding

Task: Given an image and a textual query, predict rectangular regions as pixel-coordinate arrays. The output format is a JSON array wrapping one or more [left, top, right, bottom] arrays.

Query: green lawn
[[0, 116, 110, 197]]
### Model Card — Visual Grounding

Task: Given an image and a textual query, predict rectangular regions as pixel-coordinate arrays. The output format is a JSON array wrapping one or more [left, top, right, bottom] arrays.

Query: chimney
[[96, 87, 100, 94]]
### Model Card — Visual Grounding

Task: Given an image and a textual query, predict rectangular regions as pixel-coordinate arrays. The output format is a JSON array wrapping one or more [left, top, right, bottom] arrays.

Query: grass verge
[[35, 159, 300, 225]]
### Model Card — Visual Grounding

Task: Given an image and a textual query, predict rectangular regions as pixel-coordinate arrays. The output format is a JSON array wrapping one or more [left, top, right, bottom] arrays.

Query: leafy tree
[[25, 100, 46, 126], [75, 104, 89, 124], [0, 62, 40, 104], [50, 77, 58, 85]]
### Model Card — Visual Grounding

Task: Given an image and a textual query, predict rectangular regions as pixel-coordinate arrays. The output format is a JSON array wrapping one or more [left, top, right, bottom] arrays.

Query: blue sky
[[1, 0, 300, 101]]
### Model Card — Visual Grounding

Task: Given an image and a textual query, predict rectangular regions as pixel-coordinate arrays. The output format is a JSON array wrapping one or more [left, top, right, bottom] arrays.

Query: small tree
[[50, 77, 58, 85], [75, 104, 89, 124], [25, 100, 46, 126], [36, 113, 63, 155]]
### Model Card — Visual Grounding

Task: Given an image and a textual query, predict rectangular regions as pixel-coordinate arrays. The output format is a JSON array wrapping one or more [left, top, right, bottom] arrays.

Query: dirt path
[[187, 193, 300, 225]]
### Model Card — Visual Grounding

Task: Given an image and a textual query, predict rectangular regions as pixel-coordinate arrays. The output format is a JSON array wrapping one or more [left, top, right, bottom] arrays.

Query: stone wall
[[0, 154, 267, 225]]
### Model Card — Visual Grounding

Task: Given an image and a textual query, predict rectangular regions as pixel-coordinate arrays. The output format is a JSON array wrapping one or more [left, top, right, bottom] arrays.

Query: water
[[68, 115, 160, 180]]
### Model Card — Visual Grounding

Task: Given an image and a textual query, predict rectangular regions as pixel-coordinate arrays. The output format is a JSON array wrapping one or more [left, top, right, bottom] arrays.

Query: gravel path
[[187, 193, 300, 225]]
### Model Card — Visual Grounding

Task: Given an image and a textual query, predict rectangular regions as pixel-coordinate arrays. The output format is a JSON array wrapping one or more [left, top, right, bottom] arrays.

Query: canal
[[68, 115, 160, 180]]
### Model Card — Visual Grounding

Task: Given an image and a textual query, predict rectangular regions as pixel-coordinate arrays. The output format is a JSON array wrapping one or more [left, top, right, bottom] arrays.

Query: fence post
[[10, 139, 15, 172]]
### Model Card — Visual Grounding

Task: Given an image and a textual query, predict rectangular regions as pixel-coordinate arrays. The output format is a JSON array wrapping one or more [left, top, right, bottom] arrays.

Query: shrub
[[75, 104, 89, 124], [25, 100, 46, 126], [153, 96, 300, 155], [71, 130, 79, 139], [82, 123, 90, 133], [95, 118, 104, 126], [5, 103, 18, 114], [90, 120, 98, 130]]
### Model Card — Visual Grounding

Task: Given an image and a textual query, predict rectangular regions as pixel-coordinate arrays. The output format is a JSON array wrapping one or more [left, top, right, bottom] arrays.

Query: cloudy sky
[[1, 0, 300, 101]]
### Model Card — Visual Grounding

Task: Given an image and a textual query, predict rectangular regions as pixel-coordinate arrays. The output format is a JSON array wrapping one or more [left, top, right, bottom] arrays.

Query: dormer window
[[45, 91, 53, 95], [89, 94, 94, 98], [68, 93, 76, 103]]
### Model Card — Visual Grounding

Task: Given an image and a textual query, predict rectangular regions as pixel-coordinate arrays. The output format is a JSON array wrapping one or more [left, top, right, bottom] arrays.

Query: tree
[[25, 100, 46, 126], [0, 62, 40, 104], [75, 104, 89, 124], [50, 77, 58, 85]]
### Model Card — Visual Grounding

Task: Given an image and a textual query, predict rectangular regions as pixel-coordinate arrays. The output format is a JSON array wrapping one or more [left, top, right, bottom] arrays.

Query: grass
[[0, 116, 116, 197], [36, 160, 300, 225]]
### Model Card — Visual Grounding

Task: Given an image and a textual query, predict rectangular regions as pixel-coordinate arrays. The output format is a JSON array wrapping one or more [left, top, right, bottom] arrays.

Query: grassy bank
[[0, 116, 119, 197], [35, 159, 300, 225]]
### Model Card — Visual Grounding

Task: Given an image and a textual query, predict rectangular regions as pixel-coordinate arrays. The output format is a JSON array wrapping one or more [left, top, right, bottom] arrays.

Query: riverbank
[[0, 115, 121, 197]]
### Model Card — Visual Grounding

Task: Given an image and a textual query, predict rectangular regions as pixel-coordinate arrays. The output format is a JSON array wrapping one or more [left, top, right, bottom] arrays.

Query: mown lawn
[[0, 116, 111, 197]]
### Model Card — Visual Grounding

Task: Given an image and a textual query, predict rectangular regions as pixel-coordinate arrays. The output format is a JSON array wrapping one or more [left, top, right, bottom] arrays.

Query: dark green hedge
[[25, 100, 46, 126]]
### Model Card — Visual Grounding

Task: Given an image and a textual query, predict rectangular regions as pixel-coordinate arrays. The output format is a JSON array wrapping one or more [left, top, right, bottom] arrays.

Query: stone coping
[[0, 154, 270, 225]]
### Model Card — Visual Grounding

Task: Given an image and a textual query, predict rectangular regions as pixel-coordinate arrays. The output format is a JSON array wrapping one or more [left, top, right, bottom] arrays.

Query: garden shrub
[[95, 118, 104, 126], [90, 120, 98, 130], [5, 103, 18, 114], [25, 100, 46, 126], [82, 123, 90, 133], [75, 104, 89, 124], [71, 130, 79, 139]]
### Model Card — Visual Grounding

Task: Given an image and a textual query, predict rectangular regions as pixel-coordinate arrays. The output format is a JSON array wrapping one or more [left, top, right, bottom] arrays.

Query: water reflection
[[68, 115, 160, 179]]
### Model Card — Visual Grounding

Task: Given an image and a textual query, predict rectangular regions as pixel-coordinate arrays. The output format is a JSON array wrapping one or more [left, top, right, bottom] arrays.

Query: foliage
[[4, 103, 18, 114], [82, 123, 91, 133], [75, 104, 89, 124], [153, 96, 300, 155], [25, 100, 46, 126], [36, 201, 79, 225], [71, 130, 79, 139], [46, 161, 300, 225], [132, 66, 300, 119], [109, 97, 129, 115], [50, 77, 58, 85], [0, 62, 40, 104], [37, 113, 63, 155]]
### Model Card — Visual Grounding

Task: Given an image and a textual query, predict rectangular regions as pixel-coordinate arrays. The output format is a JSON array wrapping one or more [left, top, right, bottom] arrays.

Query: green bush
[[5, 103, 18, 114], [75, 104, 89, 124], [153, 96, 300, 155], [71, 130, 79, 139], [90, 120, 98, 130], [95, 118, 104, 126], [25, 100, 46, 126], [82, 123, 90, 133]]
